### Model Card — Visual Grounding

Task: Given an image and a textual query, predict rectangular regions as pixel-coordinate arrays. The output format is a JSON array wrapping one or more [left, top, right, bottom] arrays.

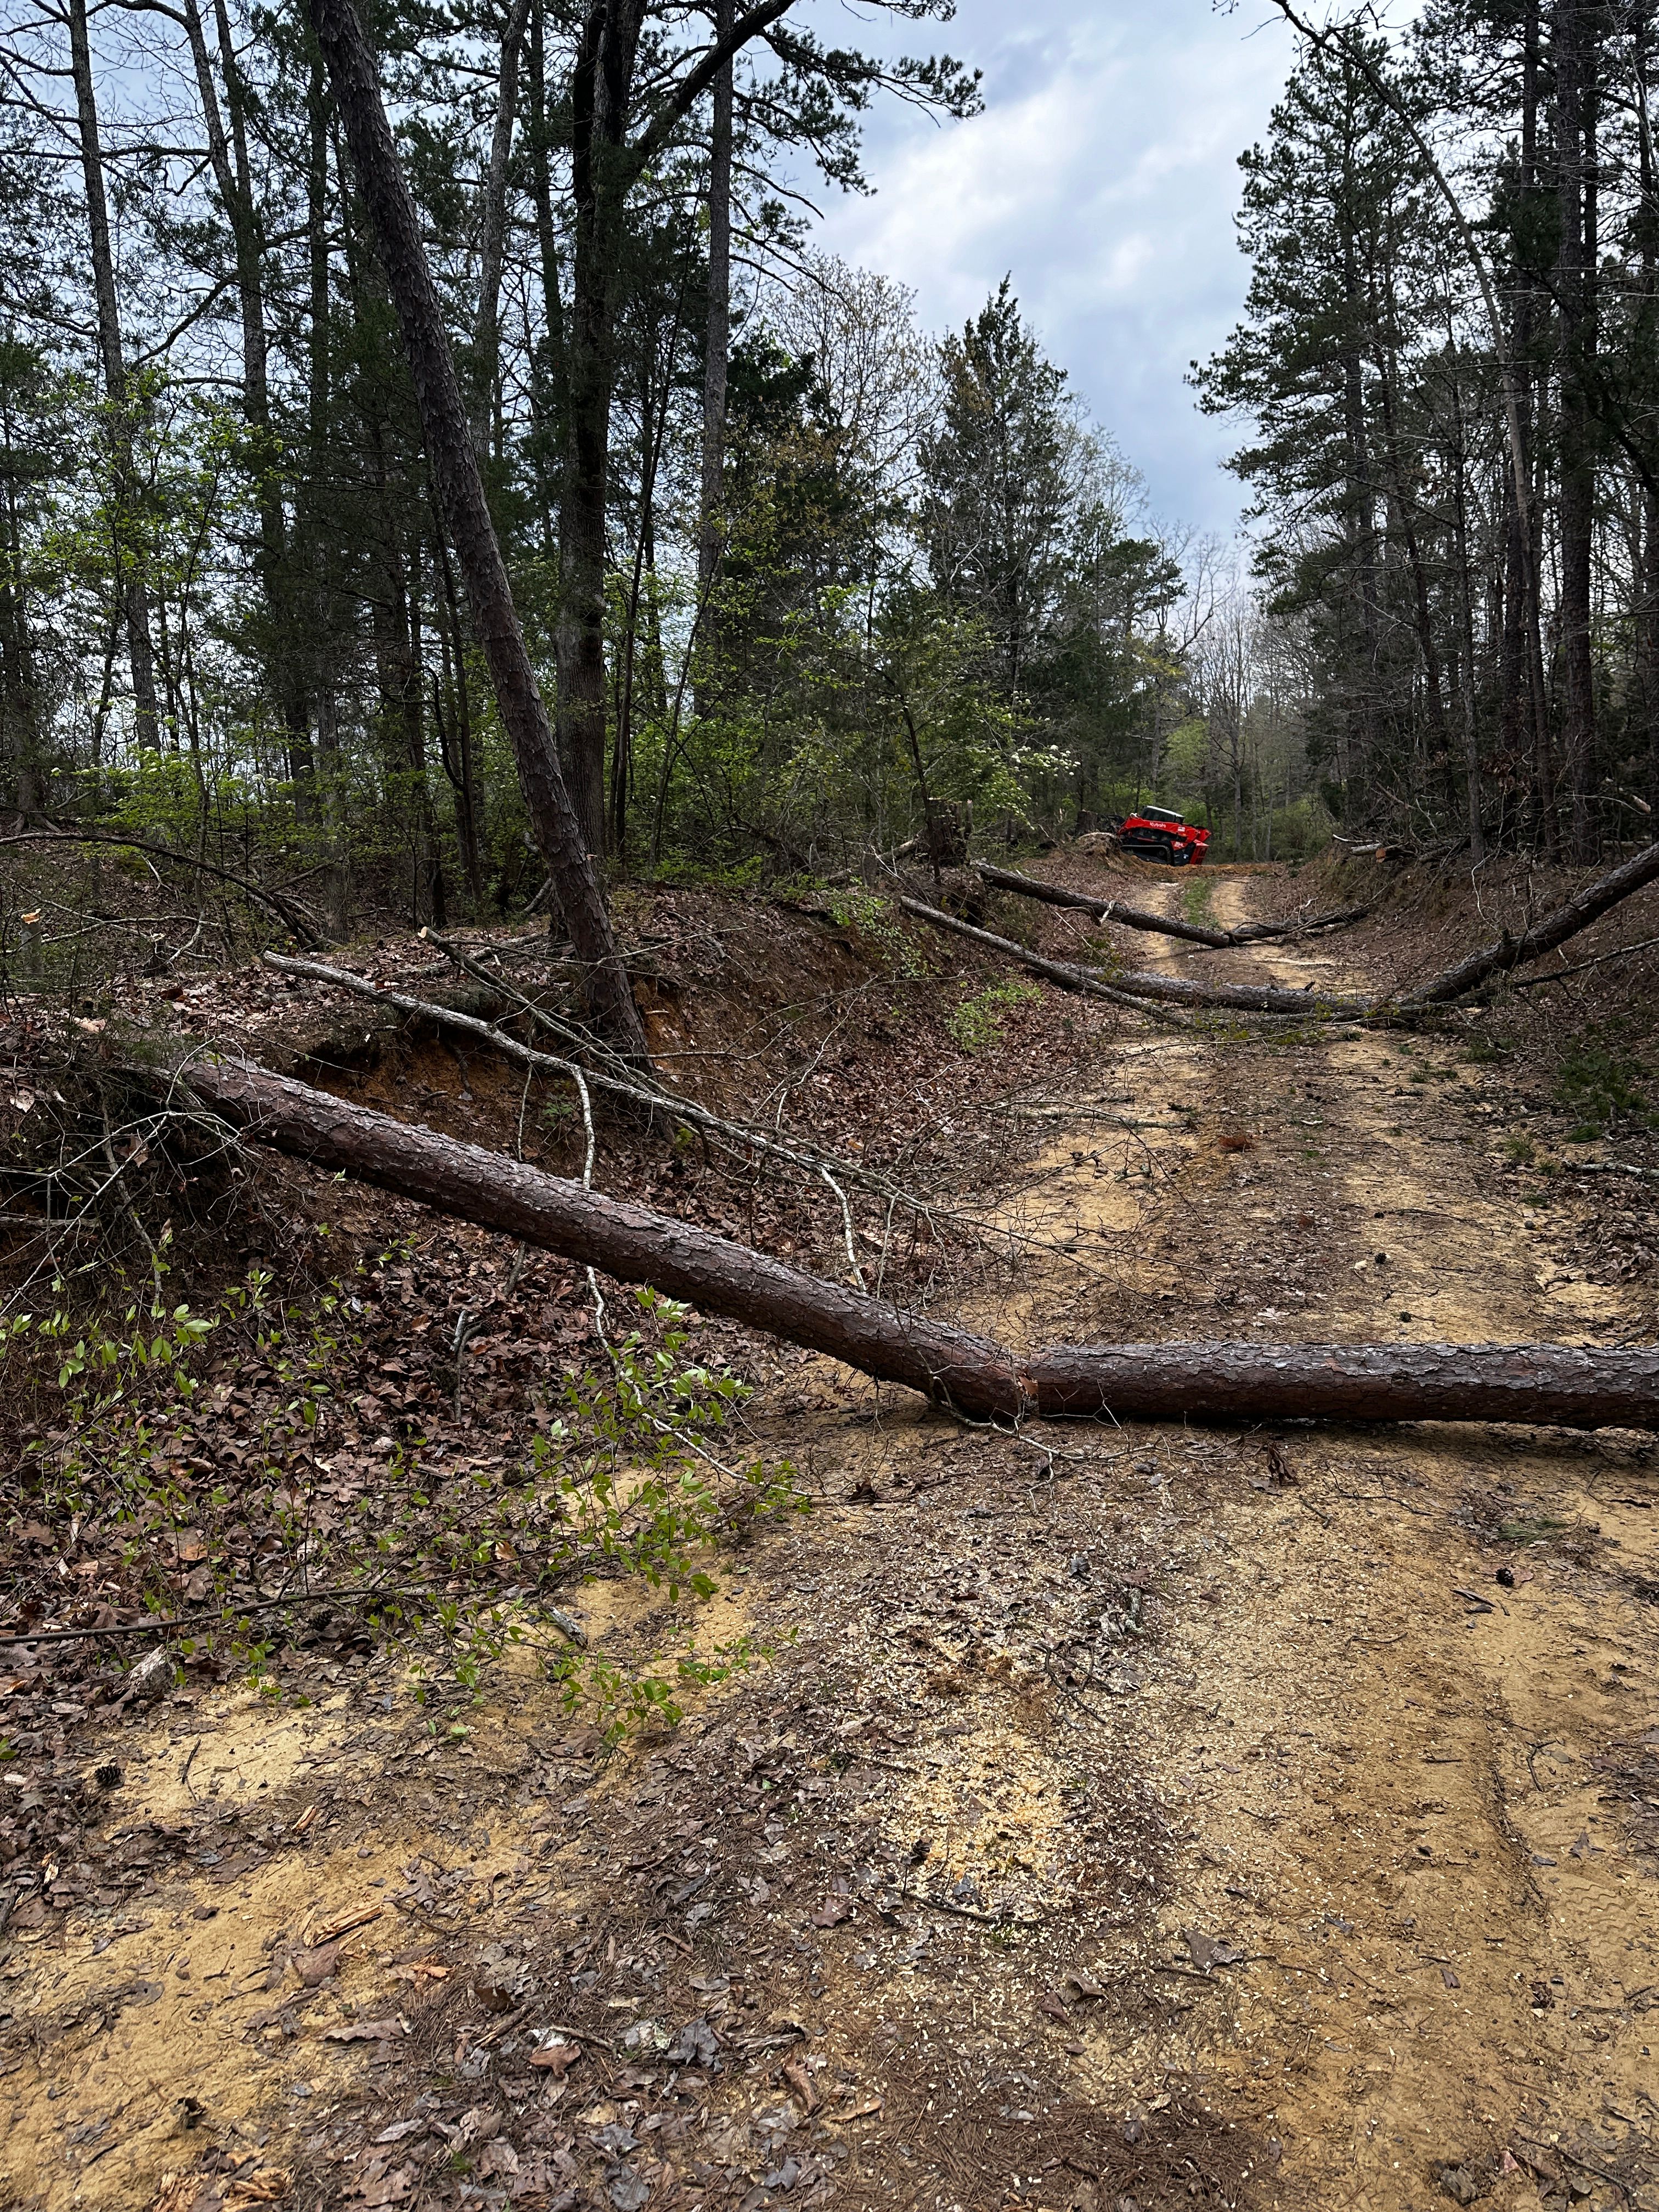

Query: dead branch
[[261, 950, 896, 1199], [151, 1052, 1659, 1431], [1508, 930, 1659, 990], [0, 827, 329, 947], [1404, 839, 1659, 1006]]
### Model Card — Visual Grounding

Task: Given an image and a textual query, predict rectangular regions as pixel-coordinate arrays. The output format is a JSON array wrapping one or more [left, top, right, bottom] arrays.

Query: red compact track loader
[[1112, 806, 1210, 866]]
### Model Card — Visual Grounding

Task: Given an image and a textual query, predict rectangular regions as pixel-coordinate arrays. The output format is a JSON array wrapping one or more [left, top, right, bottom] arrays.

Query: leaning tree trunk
[[160, 1053, 1659, 1431], [67, 0, 161, 755], [556, 0, 646, 858], [471, 0, 532, 452], [182, 0, 315, 808], [698, 0, 733, 603], [304, 0, 648, 1059]]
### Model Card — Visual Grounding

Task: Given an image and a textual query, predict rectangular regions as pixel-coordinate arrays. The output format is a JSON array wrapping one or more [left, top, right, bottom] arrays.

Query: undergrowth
[[1182, 875, 1216, 928], [1554, 1039, 1655, 1142], [4, 1265, 806, 1744], [946, 979, 1042, 1053]]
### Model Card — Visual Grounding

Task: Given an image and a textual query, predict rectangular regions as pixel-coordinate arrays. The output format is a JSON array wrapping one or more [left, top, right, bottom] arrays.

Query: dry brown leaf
[[324, 2016, 404, 2043], [528, 2039, 582, 2076], [354, 2164, 416, 2208], [782, 2057, 819, 2113], [291, 1941, 342, 1989], [224, 2173, 291, 2208], [148, 2177, 205, 2212]]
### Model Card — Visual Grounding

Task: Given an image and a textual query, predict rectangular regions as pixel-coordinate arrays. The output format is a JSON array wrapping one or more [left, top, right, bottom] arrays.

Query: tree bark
[[1026, 1341, 1659, 1429], [162, 1053, 1659, 1432], [554, 0, 794, 854], [472, 0, 533, 454], [304, 0, 648, 1057], [698, 0, 733, 600], [557, 1, 647, 856], [66, 0, 161, 755]]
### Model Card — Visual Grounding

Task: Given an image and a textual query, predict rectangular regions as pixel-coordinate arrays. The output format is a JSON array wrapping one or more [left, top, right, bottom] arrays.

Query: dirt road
[[3, 864, 1655, 2212]]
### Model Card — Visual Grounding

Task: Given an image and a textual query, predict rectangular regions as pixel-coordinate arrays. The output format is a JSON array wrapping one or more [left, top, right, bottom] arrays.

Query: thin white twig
[[572, 1066, 608, 1355], [821, 1164, 866, 1290]]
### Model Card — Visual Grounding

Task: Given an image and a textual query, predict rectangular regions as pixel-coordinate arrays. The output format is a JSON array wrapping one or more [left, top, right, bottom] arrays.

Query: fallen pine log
[[172, 1052, 1027, 1421], [891, 899, 1204, 1025], [159, 1053, 1659, 1431], [980, 844, 1659, 1012], [1405, 839, 1659, 1006], [973, 861, 1369, 948], [972, 862, 1233, 946], [899, 898, 1375, 1019], [1027, 1341, 1659, 1427]]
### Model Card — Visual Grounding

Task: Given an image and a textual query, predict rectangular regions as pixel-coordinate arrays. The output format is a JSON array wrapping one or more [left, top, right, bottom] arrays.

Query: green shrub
[[9, 1270, 804, 1740], [946, 979, 1042, 1053]]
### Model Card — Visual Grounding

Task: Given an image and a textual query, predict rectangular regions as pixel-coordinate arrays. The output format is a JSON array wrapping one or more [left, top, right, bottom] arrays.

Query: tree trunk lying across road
[[973, 861, 1369, 949], [927, 841, 1659, 1018], [1028, 1341, 1659, 1428], [893, 899, 1204, 1024], [899, 898, 1373, 1018], [972, 843, 1659, 1014], [163, 1053, 1659, 1430]]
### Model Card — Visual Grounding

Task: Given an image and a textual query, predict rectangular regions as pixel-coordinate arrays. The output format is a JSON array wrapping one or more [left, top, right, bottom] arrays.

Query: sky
[[801, 0, 1302, 539]]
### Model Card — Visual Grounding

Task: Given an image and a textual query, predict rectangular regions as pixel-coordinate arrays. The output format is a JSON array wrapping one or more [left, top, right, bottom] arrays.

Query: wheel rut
[[982, 859, 1659, 2210]]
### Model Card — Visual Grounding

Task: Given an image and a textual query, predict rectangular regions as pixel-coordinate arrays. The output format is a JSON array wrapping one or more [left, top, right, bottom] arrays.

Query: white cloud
[[803, 0, 1297, 532]]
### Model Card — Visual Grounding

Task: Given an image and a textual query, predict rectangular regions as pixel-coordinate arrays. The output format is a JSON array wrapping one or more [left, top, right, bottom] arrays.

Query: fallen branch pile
[[159, 1053, 1659, 1432]]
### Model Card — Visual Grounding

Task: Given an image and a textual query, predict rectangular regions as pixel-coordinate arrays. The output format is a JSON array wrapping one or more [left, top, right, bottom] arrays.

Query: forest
[[5, 0, 1654, 955], [1, 2, 1658, 2209]]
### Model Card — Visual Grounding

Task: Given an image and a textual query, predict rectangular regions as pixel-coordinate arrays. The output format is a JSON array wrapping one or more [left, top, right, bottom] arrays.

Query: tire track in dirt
[[1032, 862, 1659, 2211]]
